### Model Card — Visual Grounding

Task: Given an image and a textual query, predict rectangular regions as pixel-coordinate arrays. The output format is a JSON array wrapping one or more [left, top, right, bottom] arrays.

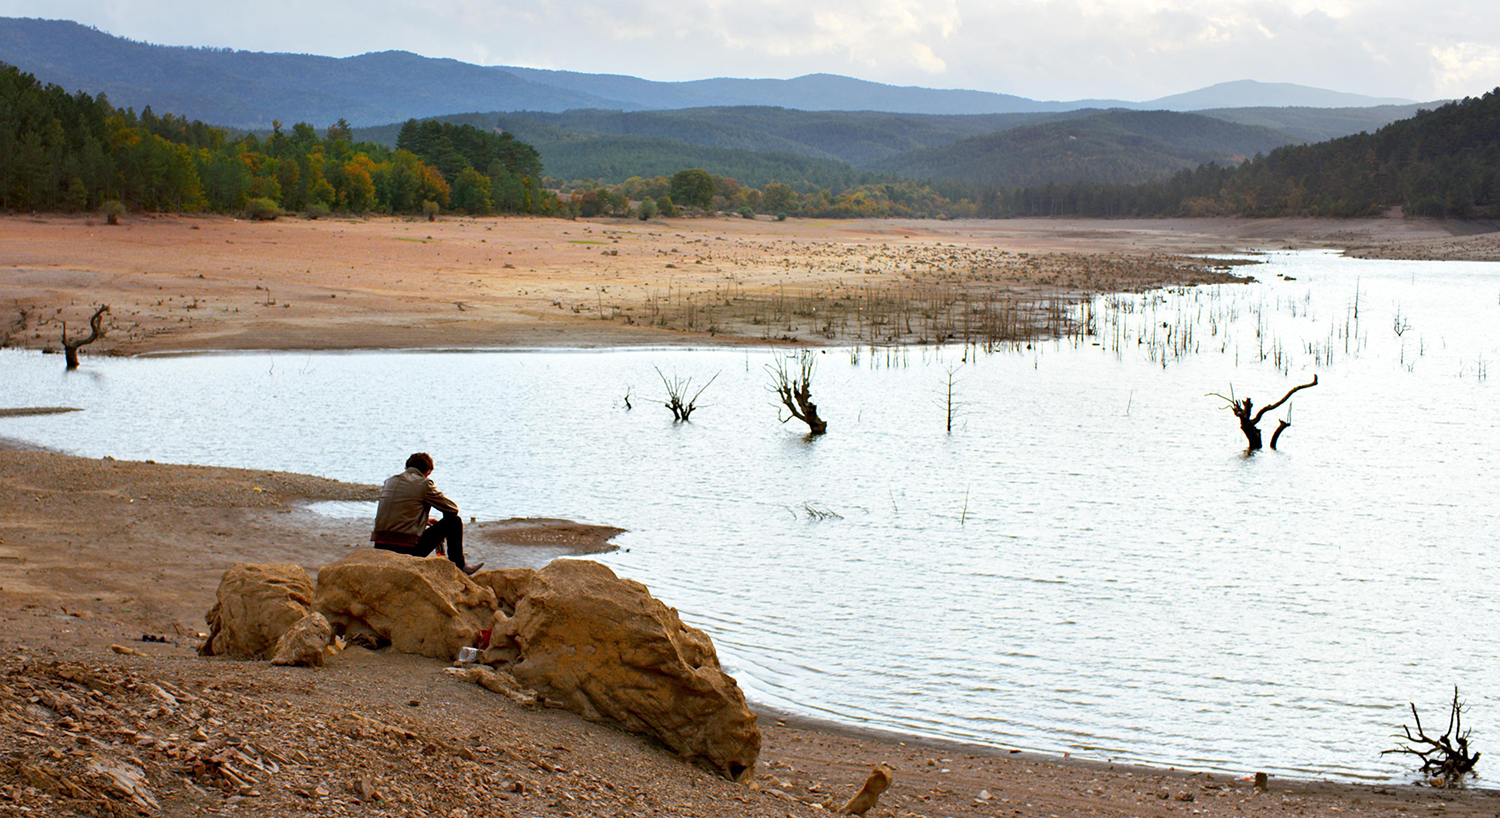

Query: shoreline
[[7, 212, 1492, 359], [1, 440, 1496, 815]]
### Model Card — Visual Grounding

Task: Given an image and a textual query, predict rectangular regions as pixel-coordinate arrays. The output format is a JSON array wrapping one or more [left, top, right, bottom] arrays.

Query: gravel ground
[[1345, 231, 1500, 261]]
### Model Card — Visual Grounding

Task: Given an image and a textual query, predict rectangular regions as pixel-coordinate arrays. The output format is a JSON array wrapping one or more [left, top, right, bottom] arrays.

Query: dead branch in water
[[1383, 687, 1480, 787], [768, 350, 827, 435], [656, 367, 718, 422], [62, 305, 109, 370], [941, 364, 964, 434], [1209, 375, 1317, 451]]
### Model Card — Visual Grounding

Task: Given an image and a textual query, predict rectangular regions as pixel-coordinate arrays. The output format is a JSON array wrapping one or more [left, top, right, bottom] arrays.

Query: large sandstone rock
[[315, 550, 496, 659], [271, 612, 334, 667], [201, 562, 316, 659], [469, 568, 536, 616], [505, 559, 760, 781]]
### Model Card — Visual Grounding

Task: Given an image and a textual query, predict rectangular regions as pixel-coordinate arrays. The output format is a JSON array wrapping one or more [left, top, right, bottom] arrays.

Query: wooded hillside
[[1002, 90, 1500, 219], [0, 62, 551, 215]]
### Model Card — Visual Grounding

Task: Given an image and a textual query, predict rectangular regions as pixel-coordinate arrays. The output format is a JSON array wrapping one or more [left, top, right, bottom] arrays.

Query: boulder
[[201, 562, 316, 659], [506, 559, 760, 781], [470, 567, 536, 615], [315, 550, 497, 660], [271, 612, 334, 667]]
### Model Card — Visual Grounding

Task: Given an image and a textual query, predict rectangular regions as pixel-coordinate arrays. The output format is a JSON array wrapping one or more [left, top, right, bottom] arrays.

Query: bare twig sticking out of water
[[960, 486, 970, 526], [941, 364, 965, 433], [1393, 307, 1411, 337], [803, 503, 843, 521], [656, 367, 718, 422], [1269, 406, 1294, 450]]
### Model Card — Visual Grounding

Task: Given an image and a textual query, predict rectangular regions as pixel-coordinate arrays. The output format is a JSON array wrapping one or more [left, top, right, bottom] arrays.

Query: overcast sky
[[4, 0, 1497, 102]]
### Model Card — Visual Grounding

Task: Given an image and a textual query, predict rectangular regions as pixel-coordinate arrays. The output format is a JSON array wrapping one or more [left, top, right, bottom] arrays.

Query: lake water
[[3, 251, 1497, 783]]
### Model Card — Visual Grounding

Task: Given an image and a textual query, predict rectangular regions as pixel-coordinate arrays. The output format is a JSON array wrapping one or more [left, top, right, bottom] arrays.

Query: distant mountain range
[[864, 110, 1296, 187], [0, 17, 1418, 128], [1, 15, 1449, 194], [345, 103, 1432, 188]]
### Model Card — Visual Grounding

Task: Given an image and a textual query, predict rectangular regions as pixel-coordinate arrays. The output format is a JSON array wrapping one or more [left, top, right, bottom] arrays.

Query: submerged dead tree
[[768, 350, 827, 435], [941, 364, 964, 434], [1383, 687, 1481, 787], [1210, 374, 1317, 450], [656, 367, 717, 422], [62, 305, 109, 370]]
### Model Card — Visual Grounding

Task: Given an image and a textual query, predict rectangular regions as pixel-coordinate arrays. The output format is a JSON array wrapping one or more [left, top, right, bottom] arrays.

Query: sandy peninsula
[[3, 212, 1492, 357]]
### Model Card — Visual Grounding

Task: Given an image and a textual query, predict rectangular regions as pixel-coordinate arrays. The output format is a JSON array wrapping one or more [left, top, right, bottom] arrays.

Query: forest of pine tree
[[0, 62, 553, 216], [991, 90, 1500, 219]]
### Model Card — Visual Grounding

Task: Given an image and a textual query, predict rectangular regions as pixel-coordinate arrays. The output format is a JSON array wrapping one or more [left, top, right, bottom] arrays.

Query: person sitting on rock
[[371, 452, 483, 575]]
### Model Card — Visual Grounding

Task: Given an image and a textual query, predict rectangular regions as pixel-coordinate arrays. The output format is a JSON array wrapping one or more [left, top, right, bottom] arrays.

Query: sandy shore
[[4, 212, 1492, 357], [1, 445, 1496, 817], [1344, 230, 1500, 261]]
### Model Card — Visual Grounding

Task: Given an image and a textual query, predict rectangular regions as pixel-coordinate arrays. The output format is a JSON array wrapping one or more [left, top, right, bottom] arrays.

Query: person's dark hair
[[405, 452, 434, 472]]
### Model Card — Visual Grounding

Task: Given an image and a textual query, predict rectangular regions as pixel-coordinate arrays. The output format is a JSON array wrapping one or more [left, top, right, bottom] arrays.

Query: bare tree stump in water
[[62, 305, 109, 371], [656, 367, 717, 422], [1383, 687, 1481, 787], [768, 350, 827, 435], [1210, 375, 1317, 451]]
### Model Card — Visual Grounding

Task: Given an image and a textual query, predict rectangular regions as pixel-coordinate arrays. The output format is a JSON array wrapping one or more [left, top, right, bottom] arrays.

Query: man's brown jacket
[[370, 467, 460, 547]]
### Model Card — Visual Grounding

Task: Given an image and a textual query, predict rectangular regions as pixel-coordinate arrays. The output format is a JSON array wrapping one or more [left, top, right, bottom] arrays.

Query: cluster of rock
[[200, 550, 760, 781]]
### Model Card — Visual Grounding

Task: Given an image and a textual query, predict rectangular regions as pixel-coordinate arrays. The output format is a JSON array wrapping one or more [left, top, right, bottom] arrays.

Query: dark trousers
[[375, 513, 465, 568]]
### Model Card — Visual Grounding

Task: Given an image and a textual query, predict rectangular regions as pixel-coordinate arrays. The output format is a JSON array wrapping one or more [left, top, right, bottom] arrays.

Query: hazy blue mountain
[[499, 68, 1071, 115], [483, 69, 1416, 115], [1192, 103, 1435, 143], [0, 17, 633, 127], [866, 110, 1298, 186], [1140, 80, 1412, 111], [0, 16, 1419, 129]]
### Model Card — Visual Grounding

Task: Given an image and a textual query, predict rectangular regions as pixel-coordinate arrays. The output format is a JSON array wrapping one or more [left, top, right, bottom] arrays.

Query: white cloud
[[910, 42, 948, 74], [596, 0, 963, 75], [1430, 43, 1500, 97]]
